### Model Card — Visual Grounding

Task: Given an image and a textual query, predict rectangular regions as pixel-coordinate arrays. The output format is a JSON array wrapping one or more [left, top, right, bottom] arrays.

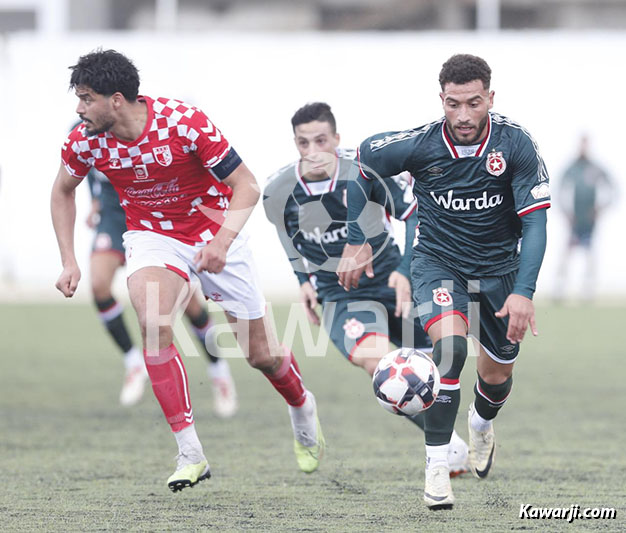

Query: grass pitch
[[0, 301, 624, 532]]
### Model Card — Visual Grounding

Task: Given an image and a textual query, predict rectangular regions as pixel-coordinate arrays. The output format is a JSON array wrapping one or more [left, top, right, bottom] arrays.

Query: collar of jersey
[[441, 113, 492, 159], [295, 151, 340, 196]]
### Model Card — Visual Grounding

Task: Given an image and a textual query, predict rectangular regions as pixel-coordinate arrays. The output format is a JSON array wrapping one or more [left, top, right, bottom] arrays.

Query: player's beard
[[449, 114, 489, 146], [82, 113, 115, 136]]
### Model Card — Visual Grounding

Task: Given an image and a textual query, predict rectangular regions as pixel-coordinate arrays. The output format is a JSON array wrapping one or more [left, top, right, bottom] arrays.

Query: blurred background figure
[[554, 134, 617, 303]]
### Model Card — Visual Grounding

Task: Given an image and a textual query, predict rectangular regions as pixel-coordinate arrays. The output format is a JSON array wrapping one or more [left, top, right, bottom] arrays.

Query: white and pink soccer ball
[[372, 348, 440, 416]]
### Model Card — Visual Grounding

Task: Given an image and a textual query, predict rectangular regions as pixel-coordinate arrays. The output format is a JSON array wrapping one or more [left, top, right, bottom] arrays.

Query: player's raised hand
[[337, 243, 374, 291], [388, 271, 412, 318], [55, 264, 81, 298], [299, 282, 320, 325], [495, 294, 538, 344], [194, 237, 229, 274]]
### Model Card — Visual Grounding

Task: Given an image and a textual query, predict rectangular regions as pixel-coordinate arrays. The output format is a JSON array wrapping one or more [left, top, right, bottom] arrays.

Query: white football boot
[[424, 464, 455, 510], [467, 402, 496, 478]]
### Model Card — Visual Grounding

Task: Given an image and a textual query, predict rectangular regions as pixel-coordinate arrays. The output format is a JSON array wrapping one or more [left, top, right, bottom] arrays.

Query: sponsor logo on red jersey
[[133, 165, 149, 180]]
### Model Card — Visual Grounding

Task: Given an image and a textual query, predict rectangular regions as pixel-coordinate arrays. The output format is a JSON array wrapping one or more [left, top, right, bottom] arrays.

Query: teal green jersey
[[263, 149, 416, 301], [358, 112, 551, 277], [559, 157, 613, 233], [87, 167, 125, 217]]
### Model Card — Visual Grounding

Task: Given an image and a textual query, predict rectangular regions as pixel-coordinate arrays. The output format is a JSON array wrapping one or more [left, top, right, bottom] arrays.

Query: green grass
[[0, 302, 624, 532]]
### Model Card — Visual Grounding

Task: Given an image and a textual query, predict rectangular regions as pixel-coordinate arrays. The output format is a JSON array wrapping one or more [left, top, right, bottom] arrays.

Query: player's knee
[[479, 364, 513, 384], [433, 335, 468, 380], [246, 353, 271, 371], [245, 343, 276, 372], [135, 316, 174, 348], [350, 353, 380, 377], [350, 335, 390, 377]]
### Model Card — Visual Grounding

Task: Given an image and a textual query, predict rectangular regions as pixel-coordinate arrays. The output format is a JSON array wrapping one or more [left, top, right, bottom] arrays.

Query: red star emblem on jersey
[[343, 318, 365, 339], [433, 287, 453, 307], [486, 150, 506, 176]]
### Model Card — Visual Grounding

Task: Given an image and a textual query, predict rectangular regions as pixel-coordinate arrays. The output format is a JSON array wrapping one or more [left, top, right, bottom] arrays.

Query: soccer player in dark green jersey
[[554, 134, 616, 303], [338, 55, 550, 510], [264, 102, 470, 477]]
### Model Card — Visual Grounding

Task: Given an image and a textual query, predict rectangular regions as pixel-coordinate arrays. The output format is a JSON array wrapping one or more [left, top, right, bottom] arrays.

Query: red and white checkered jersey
[[62, 96, 243, 245]]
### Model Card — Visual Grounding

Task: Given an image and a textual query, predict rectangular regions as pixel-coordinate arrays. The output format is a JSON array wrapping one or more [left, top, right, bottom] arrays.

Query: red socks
[[264, 348, 307, 407], [144, 344, 193, 432], [145, 343, 306, 429]]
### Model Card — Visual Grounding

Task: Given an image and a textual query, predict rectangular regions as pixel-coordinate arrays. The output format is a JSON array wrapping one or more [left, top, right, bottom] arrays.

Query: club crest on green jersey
[[343, 318, 365, 339], [433, 287, 452, 307], [486, 150, 506, 176]]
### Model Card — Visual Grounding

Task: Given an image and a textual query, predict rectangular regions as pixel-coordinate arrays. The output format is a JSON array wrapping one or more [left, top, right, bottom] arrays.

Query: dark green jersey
[[87, 167, 125, 217], [263, 149, 417, 301], [559, 157, 613, 233], [358, 112, 551, 277]]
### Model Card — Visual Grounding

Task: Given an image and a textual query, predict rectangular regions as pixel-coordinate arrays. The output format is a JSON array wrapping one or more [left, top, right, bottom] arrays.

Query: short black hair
[[69, 49, 140, 101], [439, 54, 491, 90], [291, 102, 336, 134]]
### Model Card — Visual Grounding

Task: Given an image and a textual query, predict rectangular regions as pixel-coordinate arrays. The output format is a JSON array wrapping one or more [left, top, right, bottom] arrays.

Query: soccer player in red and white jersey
[[51, 49, 325, 491]]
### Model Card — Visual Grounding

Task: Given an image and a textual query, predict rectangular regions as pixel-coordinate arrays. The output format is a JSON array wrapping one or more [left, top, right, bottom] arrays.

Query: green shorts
[[321, 287, 431, 362], [411, 253, 520, 363], [92, 206, 127, 259]]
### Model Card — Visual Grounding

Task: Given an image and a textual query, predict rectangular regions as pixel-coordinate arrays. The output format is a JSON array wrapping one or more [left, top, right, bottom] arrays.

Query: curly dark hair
[[439, 54, 491, 90], [291, 102, 336, 133], [69, 49, 140, 101]]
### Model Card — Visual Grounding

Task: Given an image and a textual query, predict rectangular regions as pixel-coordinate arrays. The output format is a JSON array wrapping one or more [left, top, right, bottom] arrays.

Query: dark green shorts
[[91, 207, 126, 258], [411, 253, 520, 363], [321, 287, 431, 362]]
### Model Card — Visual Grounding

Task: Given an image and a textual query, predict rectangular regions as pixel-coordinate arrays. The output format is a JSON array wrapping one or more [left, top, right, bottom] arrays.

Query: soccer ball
[[372, 348, 440, 416]]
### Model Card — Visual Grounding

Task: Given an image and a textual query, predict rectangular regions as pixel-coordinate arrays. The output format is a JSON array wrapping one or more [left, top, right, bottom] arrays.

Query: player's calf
[[473, 374, 513, 421], [424, 335, 468, 446]]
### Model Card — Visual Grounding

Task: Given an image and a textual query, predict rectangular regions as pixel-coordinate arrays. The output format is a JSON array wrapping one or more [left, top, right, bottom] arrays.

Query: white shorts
[[123, 230, 266, 320]]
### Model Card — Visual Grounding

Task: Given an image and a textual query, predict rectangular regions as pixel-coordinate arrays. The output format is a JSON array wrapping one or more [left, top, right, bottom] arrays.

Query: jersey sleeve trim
[[63, 162, 87, 180], [517, 201, 551, 217], [398, 199, 417, 221], [357, 148, 372, 181]]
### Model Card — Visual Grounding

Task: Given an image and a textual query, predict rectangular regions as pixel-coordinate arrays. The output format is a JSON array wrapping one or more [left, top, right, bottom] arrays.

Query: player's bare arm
[[194, 162, 259, 273], [299, 282, 320, 325], [495, 294, 538, 344], [336, 242, 374, 290], [51, 163, 82, 297]]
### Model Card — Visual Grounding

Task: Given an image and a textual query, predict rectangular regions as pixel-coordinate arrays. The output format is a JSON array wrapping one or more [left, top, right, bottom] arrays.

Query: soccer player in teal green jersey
[[337, 54, 550, 510], [264, 103, 470, 476], [554, 134, 616, 303]]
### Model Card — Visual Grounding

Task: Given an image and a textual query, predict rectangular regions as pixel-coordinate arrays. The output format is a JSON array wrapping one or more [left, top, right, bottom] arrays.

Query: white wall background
[[0, 31, 624, 301]]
